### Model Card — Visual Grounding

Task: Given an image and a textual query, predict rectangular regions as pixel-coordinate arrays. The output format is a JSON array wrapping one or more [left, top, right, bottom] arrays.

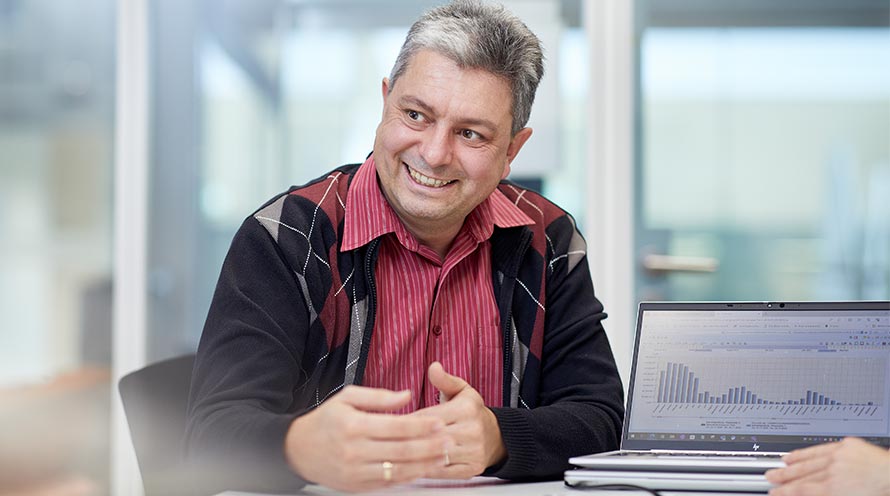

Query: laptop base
[[565, 469, 773, 492]]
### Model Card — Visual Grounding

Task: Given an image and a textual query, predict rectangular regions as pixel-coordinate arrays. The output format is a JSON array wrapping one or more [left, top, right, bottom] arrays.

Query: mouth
[[405, 163, 455, 188]]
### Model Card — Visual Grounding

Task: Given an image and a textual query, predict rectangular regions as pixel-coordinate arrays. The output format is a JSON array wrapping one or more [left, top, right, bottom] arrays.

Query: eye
[[406, 109, 423, 121], [460, 129, 482, 140]]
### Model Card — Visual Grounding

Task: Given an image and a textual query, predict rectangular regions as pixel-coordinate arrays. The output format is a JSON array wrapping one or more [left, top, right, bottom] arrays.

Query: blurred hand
[[284, 385, 451, 492], [411, 362, 506, 479], [765, 437, 890, 496]]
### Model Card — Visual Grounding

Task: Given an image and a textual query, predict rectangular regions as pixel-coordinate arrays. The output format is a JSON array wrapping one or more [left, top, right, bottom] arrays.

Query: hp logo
[[752, 444, 760, 451]]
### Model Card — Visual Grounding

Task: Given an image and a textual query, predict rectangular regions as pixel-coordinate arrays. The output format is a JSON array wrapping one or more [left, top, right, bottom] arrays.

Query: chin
[[403, 205, 448, 222]]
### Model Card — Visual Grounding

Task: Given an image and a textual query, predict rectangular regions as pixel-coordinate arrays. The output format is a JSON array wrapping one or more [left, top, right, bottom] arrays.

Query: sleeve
[[184, 216, 310, 494], [486, 217, 625, 480]]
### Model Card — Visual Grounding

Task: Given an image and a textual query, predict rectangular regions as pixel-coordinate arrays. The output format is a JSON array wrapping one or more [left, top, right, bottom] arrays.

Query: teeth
[[408, 166, 453, 188]]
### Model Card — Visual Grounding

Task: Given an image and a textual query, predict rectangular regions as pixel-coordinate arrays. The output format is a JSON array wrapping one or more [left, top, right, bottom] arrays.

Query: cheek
[[462, 155, 507, 185], [378, 120, 415, 151]]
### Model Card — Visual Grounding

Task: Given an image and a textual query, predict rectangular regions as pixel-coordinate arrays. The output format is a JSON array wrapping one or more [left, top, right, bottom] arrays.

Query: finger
[[422, 462, 479, 480], [835, 436, 872, 454], [764, 467, 785, 484], [338, 385, 412, 412], [357, 411, 446, 439], [410, 399, 462, 424], [428, 362, 469, 399], [354, 436, 452, 463], [765, 456, 831, 484], [421, 395, 492, 430], [356, 458, 444, 486], [431, 439, 477, 467], [783, 441, 841, 464]]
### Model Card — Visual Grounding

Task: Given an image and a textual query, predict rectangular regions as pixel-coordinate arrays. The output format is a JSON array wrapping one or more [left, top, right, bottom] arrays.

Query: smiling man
[[372, 49, 531, 259], [185, 1, 624, 493]]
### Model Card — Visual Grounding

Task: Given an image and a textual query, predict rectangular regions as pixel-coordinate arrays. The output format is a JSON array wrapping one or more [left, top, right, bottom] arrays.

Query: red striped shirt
[[342, 157, 533, 413]]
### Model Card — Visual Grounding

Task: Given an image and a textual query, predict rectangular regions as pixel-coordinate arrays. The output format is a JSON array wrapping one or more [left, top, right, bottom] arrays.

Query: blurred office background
[[0, 0, 887, 494]]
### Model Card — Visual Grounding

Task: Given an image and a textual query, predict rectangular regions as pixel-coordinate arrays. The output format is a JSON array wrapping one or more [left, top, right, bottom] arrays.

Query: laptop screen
[[622, 301, 890, 453]]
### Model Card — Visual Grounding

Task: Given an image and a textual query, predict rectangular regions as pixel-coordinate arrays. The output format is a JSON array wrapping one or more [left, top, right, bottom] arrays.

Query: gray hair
[[389, 0, 544, 136]]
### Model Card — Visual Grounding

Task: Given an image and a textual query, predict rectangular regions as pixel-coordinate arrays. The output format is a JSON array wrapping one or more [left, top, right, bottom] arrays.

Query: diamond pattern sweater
[[185, 163, 625, 493]]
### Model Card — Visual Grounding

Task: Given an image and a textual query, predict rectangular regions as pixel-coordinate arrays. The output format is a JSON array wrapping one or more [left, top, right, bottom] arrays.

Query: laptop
[[566, 301, 890, 492]]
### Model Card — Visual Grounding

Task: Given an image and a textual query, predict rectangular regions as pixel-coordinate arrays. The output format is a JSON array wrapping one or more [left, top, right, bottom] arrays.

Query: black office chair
[[119, 353, 196, 496]]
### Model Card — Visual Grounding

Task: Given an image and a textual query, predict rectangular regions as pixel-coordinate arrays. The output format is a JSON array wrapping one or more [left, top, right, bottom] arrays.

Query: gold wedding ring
[[382, 461, 393, 482]]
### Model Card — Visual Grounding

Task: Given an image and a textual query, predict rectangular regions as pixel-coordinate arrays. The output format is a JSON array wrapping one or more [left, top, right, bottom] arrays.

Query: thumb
[[428, 361, 467, 401]]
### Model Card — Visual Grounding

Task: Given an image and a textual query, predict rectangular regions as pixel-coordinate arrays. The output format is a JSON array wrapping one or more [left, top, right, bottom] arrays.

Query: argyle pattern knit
[[185, 163, 625, 494]]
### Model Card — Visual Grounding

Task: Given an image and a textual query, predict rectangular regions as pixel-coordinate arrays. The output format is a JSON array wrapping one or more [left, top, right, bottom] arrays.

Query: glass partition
[[0, 1, 115, 493], [634, 2, 890, 305]]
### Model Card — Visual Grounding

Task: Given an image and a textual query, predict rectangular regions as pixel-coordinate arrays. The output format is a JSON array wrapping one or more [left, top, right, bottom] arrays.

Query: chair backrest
[[119, 354, 195, 496]]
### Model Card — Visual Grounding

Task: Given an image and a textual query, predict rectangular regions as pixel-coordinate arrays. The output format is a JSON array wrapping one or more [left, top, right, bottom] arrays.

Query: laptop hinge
[[649, 449, 786, 455]]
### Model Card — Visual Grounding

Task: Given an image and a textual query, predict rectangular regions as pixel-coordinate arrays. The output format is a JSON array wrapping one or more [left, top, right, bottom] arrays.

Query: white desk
[[220, 477, 762, 495]]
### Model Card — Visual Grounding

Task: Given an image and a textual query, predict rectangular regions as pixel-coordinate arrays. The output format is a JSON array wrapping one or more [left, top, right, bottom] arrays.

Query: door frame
[[583, 0, 636, 389]]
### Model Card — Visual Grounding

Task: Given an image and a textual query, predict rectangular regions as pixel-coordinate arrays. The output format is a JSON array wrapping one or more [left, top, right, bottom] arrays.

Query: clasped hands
[[284, 362, 506, 492]]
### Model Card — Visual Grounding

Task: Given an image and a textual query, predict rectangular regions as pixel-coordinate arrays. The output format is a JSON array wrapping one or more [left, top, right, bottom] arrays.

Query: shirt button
[[432, 325, 443, 336]]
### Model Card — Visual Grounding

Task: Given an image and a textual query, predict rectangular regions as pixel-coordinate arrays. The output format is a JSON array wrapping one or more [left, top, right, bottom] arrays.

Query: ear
[[502, 127, 533, 180], [381, 77, 391, 102]]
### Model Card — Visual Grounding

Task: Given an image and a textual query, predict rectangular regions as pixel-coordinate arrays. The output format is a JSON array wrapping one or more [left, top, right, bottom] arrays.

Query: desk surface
[[220, 477, 763, 495]]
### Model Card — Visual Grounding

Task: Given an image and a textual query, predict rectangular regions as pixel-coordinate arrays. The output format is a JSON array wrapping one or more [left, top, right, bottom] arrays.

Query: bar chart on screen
[[654, 358, 881, 407], [624, 305, 890, 442], [631, 353, 889, 435]]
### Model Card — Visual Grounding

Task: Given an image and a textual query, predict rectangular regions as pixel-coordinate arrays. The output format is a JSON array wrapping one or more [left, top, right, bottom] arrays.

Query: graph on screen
[[626, 308, 890, 438], [654, 357, 882, 408]]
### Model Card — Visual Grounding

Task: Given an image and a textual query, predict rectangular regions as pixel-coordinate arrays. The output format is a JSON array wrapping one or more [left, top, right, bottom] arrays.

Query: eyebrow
[[398, 95, 499, 134]]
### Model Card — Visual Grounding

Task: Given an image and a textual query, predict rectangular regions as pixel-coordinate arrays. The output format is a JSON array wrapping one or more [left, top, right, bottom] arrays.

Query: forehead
[[392, 50, 513, 127]]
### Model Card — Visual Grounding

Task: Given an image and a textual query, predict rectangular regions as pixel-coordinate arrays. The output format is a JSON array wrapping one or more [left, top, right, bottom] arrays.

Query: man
[[185, 1, 624, 493], [765, 437, 890, 496]]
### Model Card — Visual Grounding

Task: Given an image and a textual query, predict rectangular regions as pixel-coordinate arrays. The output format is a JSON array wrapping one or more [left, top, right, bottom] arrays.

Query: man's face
[[373, 50, 532, 243]]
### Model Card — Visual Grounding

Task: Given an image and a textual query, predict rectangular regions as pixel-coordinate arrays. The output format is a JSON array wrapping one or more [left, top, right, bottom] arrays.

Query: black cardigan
[[185, 163, 624, 493]]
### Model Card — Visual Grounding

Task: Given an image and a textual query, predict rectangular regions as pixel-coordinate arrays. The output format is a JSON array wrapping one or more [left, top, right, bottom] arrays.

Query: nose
[[418, 126, 453, 168]]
